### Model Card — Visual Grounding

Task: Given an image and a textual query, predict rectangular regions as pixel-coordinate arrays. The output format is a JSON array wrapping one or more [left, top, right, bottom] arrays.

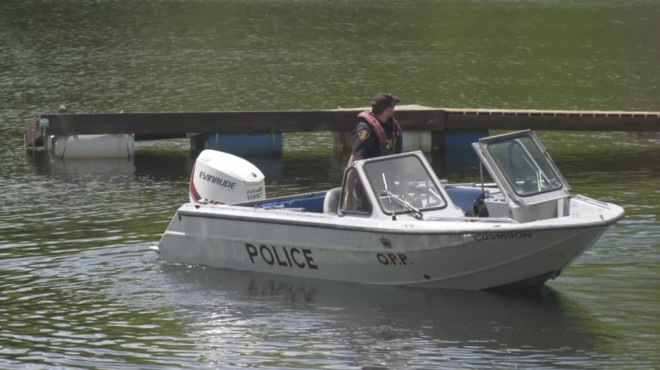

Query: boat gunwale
[[173, 202, 625, 236]]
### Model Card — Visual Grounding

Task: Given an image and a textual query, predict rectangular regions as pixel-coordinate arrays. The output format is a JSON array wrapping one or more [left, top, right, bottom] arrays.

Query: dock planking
[[24, 106, 660, 148]]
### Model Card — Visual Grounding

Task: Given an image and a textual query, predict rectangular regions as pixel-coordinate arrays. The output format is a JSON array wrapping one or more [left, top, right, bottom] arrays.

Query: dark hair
[[371, 93, 399, 114]]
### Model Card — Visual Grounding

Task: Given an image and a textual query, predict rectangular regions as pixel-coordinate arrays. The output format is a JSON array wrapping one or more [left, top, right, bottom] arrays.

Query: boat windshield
[[363, 155, 446, 215], [486, 136, 563, 196]]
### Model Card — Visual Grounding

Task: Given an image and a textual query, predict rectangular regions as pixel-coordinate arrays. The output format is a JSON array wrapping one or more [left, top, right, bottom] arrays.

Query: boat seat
[[323, 187, 342, 214], [445, 186, 489, 214]]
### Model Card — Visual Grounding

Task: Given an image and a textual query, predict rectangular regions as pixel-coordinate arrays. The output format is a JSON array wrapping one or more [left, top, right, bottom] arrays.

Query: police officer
[[348, 92, 403, 164], [343, 93, 403, 210]]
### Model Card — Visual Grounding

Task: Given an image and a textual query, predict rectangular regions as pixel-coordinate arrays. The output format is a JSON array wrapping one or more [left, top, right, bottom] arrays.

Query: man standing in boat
[[349, 92, 403, 161], [343, 93, 403, 210]]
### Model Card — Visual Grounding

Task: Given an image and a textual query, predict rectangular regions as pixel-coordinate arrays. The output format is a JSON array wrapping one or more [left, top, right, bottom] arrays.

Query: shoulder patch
[[357, 129, 370, 142]]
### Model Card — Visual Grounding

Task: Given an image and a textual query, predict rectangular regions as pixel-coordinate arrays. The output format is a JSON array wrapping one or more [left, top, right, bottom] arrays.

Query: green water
[[1, 0, 659, 368]]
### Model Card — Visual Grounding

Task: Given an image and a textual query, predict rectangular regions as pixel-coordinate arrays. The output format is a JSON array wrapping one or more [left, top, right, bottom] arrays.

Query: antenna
[[480, 161, 485, 196], [392, 116, 395, 152]]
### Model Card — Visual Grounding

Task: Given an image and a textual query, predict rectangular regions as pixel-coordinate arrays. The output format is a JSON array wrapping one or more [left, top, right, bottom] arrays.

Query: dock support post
[[39, 118, 50, 151], [191, 133, 283, 156], [433, 129, 489, 169], [333, 131, 434, 153], [333, 132, 352, 153]]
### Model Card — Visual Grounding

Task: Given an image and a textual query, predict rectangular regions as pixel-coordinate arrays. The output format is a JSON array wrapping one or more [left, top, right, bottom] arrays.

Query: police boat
[[156, 130, 624, 290]]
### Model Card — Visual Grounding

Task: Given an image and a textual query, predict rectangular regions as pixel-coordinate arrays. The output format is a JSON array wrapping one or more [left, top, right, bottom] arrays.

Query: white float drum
[[189, 150, 265, 204], [52, 134, 134, 159]]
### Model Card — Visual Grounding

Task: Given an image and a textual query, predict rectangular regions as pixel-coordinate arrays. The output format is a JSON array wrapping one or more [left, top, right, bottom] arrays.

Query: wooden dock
[[25, 106, 660, 148]]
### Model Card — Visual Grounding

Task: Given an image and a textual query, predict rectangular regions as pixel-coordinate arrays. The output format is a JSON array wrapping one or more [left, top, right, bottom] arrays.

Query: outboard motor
[[189, 150, 265, 204]]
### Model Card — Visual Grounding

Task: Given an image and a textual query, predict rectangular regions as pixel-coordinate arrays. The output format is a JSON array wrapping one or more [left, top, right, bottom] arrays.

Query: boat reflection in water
[[158, 261, 611, 362]]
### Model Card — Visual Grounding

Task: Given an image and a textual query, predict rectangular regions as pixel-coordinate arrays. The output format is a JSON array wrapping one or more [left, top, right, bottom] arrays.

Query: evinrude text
[[199, 171, 237, 190]]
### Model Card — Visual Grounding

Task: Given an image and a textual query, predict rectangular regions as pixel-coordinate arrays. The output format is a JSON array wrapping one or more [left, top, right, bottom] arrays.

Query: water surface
[[1, 0, 659, 368]]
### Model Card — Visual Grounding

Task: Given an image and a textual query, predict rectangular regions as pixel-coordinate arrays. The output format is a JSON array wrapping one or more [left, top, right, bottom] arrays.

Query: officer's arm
[[343, 155, 362, 210]]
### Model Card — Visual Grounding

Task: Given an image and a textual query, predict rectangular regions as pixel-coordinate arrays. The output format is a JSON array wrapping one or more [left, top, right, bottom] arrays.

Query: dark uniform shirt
[[351, 117, 402, 159]]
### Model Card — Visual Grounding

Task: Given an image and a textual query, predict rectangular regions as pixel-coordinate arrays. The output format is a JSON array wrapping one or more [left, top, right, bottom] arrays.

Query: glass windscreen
[[486, 136, 562, 196], [363, 155, 446, 214]]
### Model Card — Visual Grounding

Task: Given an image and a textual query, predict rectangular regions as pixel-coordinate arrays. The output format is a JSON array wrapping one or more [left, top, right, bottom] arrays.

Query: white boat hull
[[158, 198, 622, 290]]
